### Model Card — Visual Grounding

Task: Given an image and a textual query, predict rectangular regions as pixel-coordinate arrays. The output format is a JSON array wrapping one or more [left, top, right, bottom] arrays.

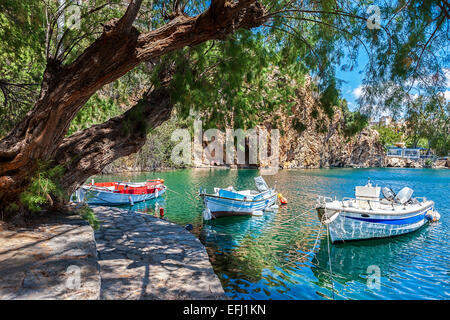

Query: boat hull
[[75, 187, 166, 205], [203, 193, 277, 218], [319, 204, 433, 243]]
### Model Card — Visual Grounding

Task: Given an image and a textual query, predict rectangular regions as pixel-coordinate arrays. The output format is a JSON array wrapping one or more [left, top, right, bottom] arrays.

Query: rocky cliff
[[103, 76, 386, 173], [250, 76, 386, 169]]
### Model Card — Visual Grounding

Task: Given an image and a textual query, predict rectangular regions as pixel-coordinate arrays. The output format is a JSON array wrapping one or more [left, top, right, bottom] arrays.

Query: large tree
[[0, 0, 448, 218]]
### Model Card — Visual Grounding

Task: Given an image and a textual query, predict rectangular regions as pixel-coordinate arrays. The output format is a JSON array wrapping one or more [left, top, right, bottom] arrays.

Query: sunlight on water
[[94, 168, 450, 300]]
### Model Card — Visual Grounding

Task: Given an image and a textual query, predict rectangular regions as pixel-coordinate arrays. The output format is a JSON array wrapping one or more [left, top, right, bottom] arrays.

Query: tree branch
[[55, 83, 173, 193], [116, 0, 143, 34]]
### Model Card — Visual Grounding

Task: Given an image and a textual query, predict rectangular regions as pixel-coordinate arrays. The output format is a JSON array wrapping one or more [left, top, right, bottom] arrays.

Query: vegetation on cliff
[[0, 0, 448, 219], [374, 94, 449, 157]]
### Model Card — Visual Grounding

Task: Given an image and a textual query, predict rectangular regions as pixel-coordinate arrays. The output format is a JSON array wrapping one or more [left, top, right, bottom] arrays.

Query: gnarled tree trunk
[[0, 0, 266, 218]]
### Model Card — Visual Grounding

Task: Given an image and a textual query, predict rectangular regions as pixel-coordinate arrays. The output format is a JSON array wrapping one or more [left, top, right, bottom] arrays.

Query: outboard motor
[[382, 187, 396, 201], [395, 187, 414, 204], [254, 176, 269, 192]]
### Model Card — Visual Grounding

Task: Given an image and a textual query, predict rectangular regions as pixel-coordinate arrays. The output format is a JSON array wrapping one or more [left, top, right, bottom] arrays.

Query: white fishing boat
[[73, 179, 166, 205], [199, 176, 278, 220], [316, 179, 440, 243]]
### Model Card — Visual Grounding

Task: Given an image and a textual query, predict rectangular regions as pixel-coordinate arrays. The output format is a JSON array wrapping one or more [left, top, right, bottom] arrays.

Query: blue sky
[[335, 50, 368, 112], [335, 50, 450, 117]]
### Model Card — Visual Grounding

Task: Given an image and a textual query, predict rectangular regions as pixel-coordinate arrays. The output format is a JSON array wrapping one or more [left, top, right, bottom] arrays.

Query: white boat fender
[[155, 189, 159, 198], [425, 210, 440, 222], [128, 196, 134, 206], [252, 210, 264, 216], [203, 207, 212, 220]]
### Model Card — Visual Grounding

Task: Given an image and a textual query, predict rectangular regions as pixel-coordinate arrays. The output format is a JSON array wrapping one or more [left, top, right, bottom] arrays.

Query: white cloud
[[353, 85, 363, 99], [445, 90, 450, 101]]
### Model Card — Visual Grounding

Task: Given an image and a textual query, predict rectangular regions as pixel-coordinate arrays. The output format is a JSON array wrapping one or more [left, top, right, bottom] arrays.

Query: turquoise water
[[94, 168, 449, 300]]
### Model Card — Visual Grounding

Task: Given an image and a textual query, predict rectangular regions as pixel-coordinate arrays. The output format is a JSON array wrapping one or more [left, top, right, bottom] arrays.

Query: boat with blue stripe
[[316, 179, 440, 243], [199, 176, 277, 219]]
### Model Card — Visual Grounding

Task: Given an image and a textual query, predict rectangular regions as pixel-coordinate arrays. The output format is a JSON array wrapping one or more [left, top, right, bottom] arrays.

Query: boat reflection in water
[[201, 209, 278, 251], [310, 226, 433, 299]]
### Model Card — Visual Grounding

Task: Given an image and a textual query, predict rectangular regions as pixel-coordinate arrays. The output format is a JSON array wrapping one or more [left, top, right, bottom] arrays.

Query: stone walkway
[[0, 213, 100, 300], [93, 207, 226, 300]]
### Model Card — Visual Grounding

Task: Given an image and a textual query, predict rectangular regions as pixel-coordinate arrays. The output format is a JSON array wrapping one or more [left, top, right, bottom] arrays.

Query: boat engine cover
[[382, 187, 396, 201], [395, 187, 414, 204]]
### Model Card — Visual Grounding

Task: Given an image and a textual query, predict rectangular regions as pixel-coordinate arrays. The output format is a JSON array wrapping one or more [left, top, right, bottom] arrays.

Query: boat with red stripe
[[73, 179, 166, 205]]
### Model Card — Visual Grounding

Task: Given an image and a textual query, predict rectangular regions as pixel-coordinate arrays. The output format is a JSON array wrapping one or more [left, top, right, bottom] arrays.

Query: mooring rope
[[292, 218, 324, 261], [164, 186, 186, 198], [280, 212, 326, 270], [327, 224, 335, 300], [277, 206, 317, 225]]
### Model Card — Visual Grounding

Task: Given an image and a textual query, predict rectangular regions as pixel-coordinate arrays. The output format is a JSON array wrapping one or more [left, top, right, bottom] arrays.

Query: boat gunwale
[[81, 184, 166, 194], [322, 200, 434, 216], [200, 190, 276, 203]]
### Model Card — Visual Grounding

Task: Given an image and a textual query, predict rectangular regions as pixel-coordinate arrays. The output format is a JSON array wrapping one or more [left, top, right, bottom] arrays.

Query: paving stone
[[0, 213, 100, 300], [0, 206, 226, 300], [93, 206, 225, 300]]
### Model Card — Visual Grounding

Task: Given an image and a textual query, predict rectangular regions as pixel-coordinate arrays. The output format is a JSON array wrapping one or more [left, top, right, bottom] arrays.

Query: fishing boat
[[73, 179, 166, 205], [199, 176, 278, 220], [316, 179, 440, 243]]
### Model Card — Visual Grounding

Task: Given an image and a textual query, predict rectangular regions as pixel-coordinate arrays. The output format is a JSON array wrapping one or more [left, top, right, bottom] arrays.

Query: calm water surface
[[94, 168, 449, 300]]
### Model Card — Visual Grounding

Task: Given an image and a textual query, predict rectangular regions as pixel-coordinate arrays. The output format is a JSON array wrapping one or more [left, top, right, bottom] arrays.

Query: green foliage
[[319, 81, 339, 118], [404, 95, 449, 156], [68, 94, 121, 135], [1, 0, 448, 161], [4, 202, 20, 216], [357, 0, 448, 116], [315, 118, 328, 134], [340, 100, 369, 137], [0, 0, 46, 135], [292, 118, 307, 134], [374, 125, 404, 149], [20, 162, 65, 212], [79, 204, 100, 230], [135, 117, 193, 169], [342, 112, 368, 138], [310, 108, 319, 119]]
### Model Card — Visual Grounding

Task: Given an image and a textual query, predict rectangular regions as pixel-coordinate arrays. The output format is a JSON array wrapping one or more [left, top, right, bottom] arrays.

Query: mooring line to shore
[[295, 220, 324, 261], [164, 186, 202, 204], [164, 186, 186, 197], [279, 212, 337, 300], [277, 206, 317, 225], [327, 224, 335, 300]]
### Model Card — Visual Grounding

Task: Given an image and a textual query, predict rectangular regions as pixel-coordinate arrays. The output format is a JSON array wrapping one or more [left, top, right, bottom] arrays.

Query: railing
[[387, 148, 423, 160]]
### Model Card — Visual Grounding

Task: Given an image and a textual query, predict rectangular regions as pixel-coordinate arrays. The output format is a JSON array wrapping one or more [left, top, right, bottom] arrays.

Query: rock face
[[105, 77, 386, 172], [385, 157, 449, 169], [275, 113, 385, 169], [258, 78, 386, 169], [0, 213, 100, 300]]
